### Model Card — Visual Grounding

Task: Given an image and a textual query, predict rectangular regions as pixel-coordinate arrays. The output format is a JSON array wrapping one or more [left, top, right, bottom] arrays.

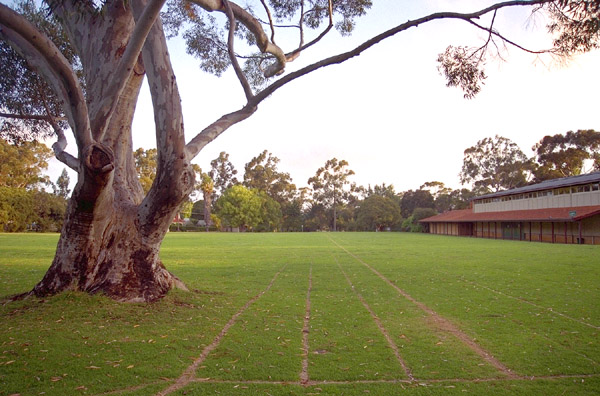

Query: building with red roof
[[420, 173, 600, 244]]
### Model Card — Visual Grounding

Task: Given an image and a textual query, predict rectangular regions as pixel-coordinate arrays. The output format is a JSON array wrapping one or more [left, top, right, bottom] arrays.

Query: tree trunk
[[33, 196, 187, 303]]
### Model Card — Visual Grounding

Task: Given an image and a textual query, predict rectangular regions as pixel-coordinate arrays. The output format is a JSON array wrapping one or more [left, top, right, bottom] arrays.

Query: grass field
[[0, 232, 599, 395]]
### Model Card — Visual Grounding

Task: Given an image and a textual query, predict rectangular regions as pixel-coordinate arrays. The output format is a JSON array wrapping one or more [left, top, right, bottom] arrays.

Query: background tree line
[[0, 138, 69, 232], [166, 128, 600, 233], [2, 129, 598, 233]]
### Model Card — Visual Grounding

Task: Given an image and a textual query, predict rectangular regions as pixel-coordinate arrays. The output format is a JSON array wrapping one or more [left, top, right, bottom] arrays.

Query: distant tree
[[31, 190, 67, 232], [179, 200, 193, 219], [243, 150, 296, 204], [366, 183, 399, 200], [400, 189, 435, 218], [0, 138, 52, 189], [532, 129, 600, 181], [215, 185, 262, 231], [434, 188, 477, 212], [53, 168, 70, 199], [308, 158, 356, 232], [420, 181, 452, 198], [190, 199, 204, 223], [304, 202, 329, 232], [402, 207, 438, 233], [133, 147, 157, 195], [199, 171, 214, 231], [281, 198, 304, 232], [356, 195, 402, 231], [255, 190, 282, 232], [209, 151, 239, 201], [460, 135, 532, 193], [0, 186, 33, 231], [420, 181, 474, 212]]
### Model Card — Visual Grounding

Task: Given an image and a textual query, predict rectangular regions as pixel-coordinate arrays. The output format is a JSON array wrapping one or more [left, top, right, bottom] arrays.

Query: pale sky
[[46, 0, 600, 194]]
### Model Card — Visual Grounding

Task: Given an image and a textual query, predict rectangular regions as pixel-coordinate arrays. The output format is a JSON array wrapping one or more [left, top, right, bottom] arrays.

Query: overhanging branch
[[186, 0, 553, 162], [0, 3, 92, 150], [252, 0, 555, 104], [189, 0, 287, 77], [223, 0, 254, 100]]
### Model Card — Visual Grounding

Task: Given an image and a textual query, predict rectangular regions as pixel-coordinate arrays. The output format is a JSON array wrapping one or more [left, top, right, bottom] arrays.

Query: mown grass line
[[300, 266, 312, 385], [326, 234, 517, 378], [334, 255, 415, 381], [461, 278, 600, 330], [307, 252, 409, 382], [189, 256, 308, 383], [157, 263, 289, 396], [326, 233, 600, 378], [328, 250, 504, 381]]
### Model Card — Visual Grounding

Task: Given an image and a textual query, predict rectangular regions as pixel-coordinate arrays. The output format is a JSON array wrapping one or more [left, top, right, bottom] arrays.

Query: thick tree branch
[[50, 120, 80, 171], [132, 1, 194, 236], [39, 93, 80, 171], [132, 1, 186, 158], [189, 0, 287, 77], [223, 0, 254, 100], [185, 105, 257, 159], [95, 0, 166, 141], [0, 3, 92, 150]]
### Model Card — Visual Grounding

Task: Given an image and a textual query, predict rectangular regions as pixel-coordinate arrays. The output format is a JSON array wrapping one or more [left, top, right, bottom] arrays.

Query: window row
[[475, 183, 600, 205]]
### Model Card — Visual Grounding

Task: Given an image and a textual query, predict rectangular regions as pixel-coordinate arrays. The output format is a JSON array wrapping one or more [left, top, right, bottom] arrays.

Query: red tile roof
[[420, 205, 600, 223]]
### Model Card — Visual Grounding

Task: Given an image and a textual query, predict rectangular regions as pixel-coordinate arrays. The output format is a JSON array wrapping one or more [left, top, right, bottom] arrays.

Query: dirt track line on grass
[[300, 266, 313, 385], [156, 264, 288, 396], [327, 236, 518, 380], [183, 371, 600, 386], [335, 257, 416, 382], [462, 278, 600, 330]]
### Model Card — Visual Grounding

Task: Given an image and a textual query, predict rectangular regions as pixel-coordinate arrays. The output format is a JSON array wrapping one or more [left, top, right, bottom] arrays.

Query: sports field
[[0, 232, 599, 395]]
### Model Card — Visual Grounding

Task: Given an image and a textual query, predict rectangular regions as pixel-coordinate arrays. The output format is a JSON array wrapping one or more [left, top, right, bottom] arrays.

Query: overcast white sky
[[47, 0, 600, 193]]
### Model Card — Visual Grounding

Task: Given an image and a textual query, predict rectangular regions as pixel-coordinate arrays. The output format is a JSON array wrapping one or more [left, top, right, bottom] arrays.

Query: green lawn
[[1, 232, 599, 395]]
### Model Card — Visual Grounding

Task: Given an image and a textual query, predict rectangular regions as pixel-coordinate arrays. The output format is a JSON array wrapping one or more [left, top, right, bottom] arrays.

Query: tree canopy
[[532, 129, 600, 181], [459, 135, 532, 193], [0, 137, 52, 189], [308, 158, 357, 231]]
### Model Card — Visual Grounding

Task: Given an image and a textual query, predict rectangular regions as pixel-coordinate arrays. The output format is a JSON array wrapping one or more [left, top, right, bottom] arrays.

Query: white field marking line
[[461, 277, 600, 330], [300, 266, 312, 385], [182, 371, 600, 386], [334, 256, 416, 382], [99, 372, 600, 395], [326, 236, 519, 379], [156, 264, 288, 396]]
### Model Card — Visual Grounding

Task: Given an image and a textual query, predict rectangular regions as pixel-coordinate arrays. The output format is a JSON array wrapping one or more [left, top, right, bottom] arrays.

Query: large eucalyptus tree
[[0, 0, 597, 301]]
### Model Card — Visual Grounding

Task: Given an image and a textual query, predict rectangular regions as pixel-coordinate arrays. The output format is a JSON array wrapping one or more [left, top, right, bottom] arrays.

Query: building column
[[519, 222, 523, 241]]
